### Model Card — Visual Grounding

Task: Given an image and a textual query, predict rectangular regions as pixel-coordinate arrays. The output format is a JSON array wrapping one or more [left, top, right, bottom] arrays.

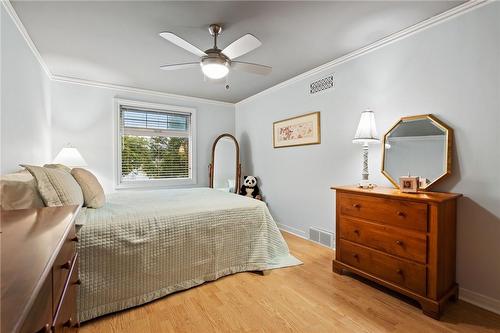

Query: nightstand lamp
[[53, 145, 87, 167], [352, 110, 379, 188]]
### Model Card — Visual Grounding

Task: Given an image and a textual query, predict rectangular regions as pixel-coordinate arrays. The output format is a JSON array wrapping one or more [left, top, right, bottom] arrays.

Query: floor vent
[[309, 227, 334, 248]]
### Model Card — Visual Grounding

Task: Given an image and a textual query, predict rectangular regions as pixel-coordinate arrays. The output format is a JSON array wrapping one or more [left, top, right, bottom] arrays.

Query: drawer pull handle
[[352, 204, 361, 208], [39, 323, 50, 333], [352, 253, 359, 259], [396, 268, 403, 275], [61, 260, 72, 270], [395, 240, 403, 246], [64, 318, 74, 328], [353, 229, 360, 235], [70, 236, 79, 242], [74, 278, 82, 285], [397, 211, 406, 217]]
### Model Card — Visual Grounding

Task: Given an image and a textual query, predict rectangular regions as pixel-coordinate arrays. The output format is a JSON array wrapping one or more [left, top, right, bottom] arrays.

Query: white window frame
[[114, 98, 197, 189]]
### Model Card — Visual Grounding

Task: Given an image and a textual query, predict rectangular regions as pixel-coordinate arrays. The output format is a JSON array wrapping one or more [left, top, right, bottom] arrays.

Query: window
[[115, 99, 196, 188]]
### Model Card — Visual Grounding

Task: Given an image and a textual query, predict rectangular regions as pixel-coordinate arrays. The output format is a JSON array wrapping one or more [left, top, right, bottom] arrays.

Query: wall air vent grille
[[310, 75, 334, 94], [309, 228, 320, 243], [309, 227, 334, 248]]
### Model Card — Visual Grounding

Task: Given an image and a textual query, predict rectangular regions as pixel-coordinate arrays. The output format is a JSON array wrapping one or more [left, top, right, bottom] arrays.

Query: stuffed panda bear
[[239, 176, 262, 200]]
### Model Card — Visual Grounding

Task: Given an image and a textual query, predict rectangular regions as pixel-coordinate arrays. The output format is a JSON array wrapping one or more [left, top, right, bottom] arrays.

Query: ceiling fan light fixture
[[201, 57, 229, 79], [159, 24, 271, 80]]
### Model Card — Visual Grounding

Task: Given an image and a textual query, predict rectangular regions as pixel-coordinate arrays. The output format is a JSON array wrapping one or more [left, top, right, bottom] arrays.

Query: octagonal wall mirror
[[382, 114, 453, 190]]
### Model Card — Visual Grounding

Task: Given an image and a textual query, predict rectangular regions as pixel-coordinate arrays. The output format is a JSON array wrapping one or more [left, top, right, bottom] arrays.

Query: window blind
[[119, 106, 191, 182]]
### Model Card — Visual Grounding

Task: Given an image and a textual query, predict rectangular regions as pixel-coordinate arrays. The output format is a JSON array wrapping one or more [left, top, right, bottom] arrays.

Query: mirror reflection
[[209, 134, 241, 193], [383, 115, 451, 189], [214, 137, 237, 192]]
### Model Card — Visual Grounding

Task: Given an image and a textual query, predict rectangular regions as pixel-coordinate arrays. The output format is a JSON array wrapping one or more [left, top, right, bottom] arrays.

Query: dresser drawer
[[53, 254, 79, 333], [20, 277, 52, 333], [339, 217, 427, 264], [52, 225, 77, 315], [339, 240, 427, 295], [339, 193, 428, 232]]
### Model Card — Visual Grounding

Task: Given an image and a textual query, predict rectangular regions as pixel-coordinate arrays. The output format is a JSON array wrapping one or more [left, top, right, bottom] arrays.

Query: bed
[[75, 188, 301, 322]]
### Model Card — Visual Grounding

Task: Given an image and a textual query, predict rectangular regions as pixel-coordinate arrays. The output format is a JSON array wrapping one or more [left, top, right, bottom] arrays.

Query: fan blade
[[159, 32, 207, 57], [160, 62, 200, 71], [232, 61, 272, 75], [222, 34, 262, 60]]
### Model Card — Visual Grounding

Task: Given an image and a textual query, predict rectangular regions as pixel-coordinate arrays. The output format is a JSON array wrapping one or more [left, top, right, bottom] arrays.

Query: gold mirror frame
[[381, 114, 453, 190], [208, 133, 241, 193]]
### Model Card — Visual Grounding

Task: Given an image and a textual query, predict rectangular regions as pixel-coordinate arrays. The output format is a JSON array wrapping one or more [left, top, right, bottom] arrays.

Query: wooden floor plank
[[80, 232, 500, 333]]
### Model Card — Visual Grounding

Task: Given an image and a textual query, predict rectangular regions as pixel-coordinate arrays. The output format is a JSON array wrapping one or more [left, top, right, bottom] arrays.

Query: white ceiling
[[12, 1, 463, 103]]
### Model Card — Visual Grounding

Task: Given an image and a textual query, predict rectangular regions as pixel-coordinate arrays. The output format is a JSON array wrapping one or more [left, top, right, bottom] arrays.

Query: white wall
[[236, 3, 500, 304], [1, 5, 51, 173], [50, 80, 235, 192], [1, 2, 234, 190]]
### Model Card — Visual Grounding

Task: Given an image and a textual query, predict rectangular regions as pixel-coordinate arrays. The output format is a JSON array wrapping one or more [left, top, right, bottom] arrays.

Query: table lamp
[[53, 144, 87, 167], [352, 110, 379, 188]]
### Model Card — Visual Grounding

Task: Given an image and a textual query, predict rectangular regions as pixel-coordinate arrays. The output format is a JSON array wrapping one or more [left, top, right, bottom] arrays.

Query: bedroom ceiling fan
[[159, 24, 271, 80]]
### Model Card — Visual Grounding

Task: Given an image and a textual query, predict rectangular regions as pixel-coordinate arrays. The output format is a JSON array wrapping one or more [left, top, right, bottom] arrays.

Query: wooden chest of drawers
[[1, 205, 80, 333], [332, 186, 461, 319]]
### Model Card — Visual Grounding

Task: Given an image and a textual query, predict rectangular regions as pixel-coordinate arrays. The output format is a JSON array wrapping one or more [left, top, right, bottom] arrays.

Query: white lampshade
[[352, 110, 379, 144], [53, 147, 87, 167]]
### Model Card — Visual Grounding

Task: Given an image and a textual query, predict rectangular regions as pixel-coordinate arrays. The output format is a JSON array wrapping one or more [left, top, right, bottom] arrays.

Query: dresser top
[[1, 205, 80, 333], [332, 185, 462, 203]]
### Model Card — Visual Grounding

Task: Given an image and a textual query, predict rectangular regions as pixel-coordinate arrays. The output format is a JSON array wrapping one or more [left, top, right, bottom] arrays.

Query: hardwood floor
[[80, 232, 500, 333]]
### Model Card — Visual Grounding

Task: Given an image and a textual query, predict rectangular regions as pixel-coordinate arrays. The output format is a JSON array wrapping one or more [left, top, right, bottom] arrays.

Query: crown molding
[[236, 0, 490, 107], [1, 0, 52, 78], [2, 0, 233, 108], [51, 75, 234, 107], [3, 0, 490, 108]]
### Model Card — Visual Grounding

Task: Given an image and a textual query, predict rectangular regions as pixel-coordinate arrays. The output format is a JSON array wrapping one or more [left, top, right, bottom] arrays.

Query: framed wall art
[[273, 112, 321, 148]]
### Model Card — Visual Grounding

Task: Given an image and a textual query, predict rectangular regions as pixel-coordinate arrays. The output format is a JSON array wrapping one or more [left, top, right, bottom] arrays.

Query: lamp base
[[357, 180, 376, 189]]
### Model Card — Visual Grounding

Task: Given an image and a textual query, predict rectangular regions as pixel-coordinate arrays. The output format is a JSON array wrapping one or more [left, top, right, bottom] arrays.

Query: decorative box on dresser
[[1, 205, 80, 333], [332, 186, 462, 319]]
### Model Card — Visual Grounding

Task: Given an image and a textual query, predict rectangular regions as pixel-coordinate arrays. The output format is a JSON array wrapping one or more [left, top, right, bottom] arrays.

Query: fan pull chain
[[225, 72, 230, 90]]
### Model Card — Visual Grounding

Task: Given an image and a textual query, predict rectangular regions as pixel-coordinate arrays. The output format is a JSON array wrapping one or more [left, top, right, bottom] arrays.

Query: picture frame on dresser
[[399, 176, 419, 193]]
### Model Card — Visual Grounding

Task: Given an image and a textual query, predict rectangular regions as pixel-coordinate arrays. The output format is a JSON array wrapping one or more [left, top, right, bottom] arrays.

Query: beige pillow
[[0, 170, 45, 210], [71, 168, 105, 208], [44, 163, 72, 173], [22, 165, 83, 207]]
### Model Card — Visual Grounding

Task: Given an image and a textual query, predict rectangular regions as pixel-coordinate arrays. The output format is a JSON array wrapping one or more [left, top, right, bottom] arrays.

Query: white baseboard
[[277, 223, 335, 250], [460, 288, 500, 315], [277, 223, 500, 315], [277, 223, 307, 239]]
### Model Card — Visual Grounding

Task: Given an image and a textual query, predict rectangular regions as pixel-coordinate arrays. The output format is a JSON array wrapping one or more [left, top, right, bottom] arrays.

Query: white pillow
[[22, 165, 83, 207], [0, 170, 45, 210], [228, 179, 235, 192], [71, 168, 105, 208]]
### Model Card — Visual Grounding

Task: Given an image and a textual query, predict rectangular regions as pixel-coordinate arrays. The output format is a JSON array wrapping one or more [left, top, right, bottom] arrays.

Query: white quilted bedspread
[[76, 188, 301, 322]]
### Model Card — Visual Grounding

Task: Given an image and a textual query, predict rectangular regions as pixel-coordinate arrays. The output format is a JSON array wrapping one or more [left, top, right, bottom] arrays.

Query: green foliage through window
[[121, 135, 189, 180]]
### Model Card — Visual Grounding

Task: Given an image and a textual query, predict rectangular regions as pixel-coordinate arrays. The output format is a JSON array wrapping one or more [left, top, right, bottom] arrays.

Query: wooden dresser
[[1, 205, 80, 333], [332, 186, 461, 319]]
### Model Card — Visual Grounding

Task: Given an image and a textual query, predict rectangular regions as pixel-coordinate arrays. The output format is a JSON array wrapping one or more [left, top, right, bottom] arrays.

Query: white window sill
[[115, 178, 196, 190]]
